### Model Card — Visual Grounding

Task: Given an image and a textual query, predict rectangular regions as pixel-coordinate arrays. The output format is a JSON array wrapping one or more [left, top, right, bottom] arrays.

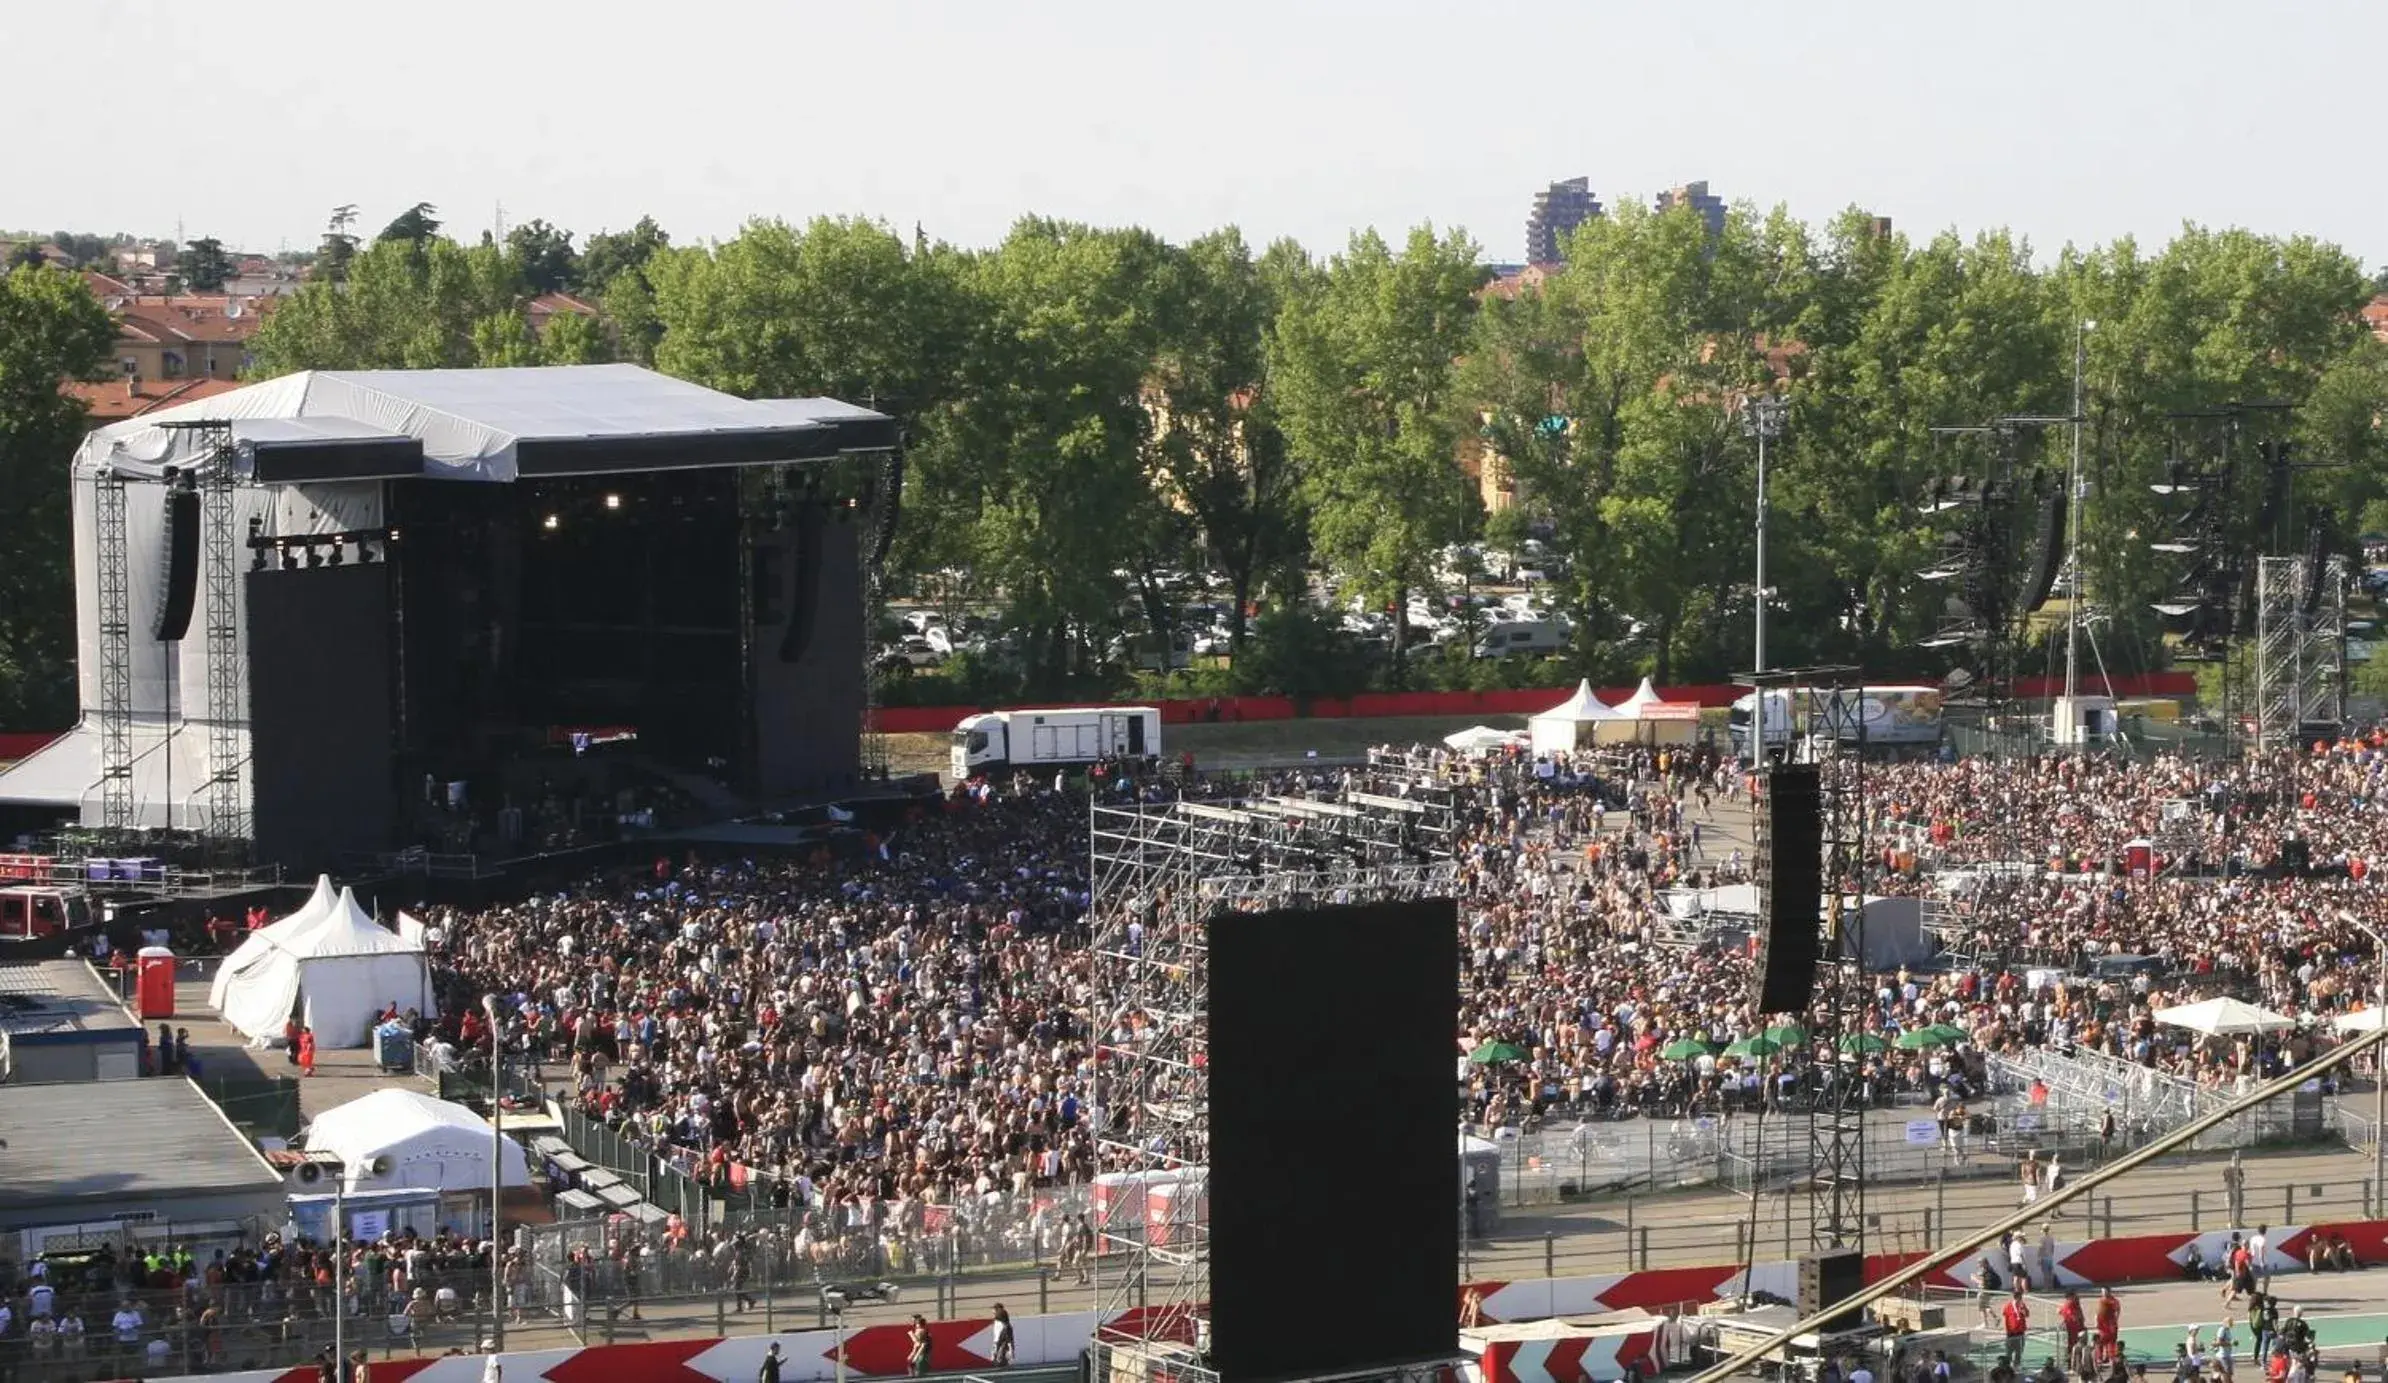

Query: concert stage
[[0, 365, 897, 871]]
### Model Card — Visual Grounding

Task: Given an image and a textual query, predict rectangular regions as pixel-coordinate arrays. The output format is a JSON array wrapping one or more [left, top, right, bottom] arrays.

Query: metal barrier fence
[[1989, 1046, 2346, 1154]]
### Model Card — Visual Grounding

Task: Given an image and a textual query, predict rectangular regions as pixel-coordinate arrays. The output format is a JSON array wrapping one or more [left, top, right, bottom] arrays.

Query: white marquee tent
[[217, 886, 437, 1047], [1617, 677, 1668, 717], [1528, 680, 1625, 754], [1443, 725, 1527, 754], [2155, 996, 2295, 1037], [304, 1088, 531, 1195], [207, 875, 339, 1012]]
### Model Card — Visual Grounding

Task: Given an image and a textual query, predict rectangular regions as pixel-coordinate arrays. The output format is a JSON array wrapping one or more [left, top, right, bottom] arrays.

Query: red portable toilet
[[136, 945, 177, 1019], [2122, 838, 2155, 879]]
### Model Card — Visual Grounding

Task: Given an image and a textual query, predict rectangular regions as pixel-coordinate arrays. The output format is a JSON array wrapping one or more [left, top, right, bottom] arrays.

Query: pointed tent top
[[1619, 677, 1666, 716], [1539, 679, 1622, 722], [271, 875, 340, 935]]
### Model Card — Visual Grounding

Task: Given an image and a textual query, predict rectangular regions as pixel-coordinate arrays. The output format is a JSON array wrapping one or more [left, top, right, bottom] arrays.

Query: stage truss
[[1742, 667, 1869, 1255], [92, 469, 134, 833], [2254, 553, 2347, 754], [1088, 767, 1458, 1377], [193, 428, 250, 853]]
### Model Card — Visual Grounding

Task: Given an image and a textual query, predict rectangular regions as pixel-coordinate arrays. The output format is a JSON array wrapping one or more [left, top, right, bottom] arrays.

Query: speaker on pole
[[154, 482, 201, 642], [1752, 765, 1823, 1014]]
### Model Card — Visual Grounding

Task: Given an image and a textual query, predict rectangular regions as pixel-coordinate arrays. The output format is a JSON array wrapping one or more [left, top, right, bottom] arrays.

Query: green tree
[[180, 237, 233, 292], [378, 202, 442, 246], [8, 242, 46, 273], [249, 236, 536, 373], [505, 219, 578, 295], [0, 265, 115, 725], [578, 216, 670, 294], [318, 205, 361, 283], [538, 309, 610, 365], [1144, 228, 1306, 649], [1269, 224, 1481, 668]]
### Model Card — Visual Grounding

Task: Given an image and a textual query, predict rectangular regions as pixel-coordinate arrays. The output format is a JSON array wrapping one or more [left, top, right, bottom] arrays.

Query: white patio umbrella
[[2333, 1008, 2388, 1034], [2154, 996, 2296, 1037], [1442, 725, 1525, 754]]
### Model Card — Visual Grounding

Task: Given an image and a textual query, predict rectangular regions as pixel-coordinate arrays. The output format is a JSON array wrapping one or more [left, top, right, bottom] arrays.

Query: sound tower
[[154, 484, 201, 642], [1210, 899, 1457, 1383], [1752, 765, 1823, 1014], [1798, 1247, 1864, 1333]]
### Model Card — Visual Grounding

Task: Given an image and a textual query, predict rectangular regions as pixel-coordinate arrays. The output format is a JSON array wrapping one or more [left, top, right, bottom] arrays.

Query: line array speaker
[[1752, 764, 1823, 1014], [154, 486, 202, 642]]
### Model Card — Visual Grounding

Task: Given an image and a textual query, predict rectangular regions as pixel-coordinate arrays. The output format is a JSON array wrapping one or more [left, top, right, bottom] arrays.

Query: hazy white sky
[[13, 0, 2383, 266]]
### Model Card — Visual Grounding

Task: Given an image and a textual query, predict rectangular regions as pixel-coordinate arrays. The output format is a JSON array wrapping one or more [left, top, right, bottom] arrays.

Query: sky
[[12, 0, 2387, 268]]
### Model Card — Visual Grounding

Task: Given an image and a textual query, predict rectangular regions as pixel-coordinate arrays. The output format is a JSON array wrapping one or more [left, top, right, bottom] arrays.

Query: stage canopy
[[75, 363, 897, 485]]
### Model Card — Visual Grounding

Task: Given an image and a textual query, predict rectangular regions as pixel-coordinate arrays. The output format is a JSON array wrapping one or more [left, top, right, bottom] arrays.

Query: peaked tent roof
[[304, 1088, 531, 1193], [208, 875, 339, 1011], [1534, 679, 1624, 722], [75, 364, 897, 485], [287, 887, 421, 958], [1618, 678, 1669, 716]]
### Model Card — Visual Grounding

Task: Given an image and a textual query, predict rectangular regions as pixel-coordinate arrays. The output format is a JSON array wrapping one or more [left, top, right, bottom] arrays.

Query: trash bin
[[135, 946, 176, 1019], [375, 1021, 414, 1073]]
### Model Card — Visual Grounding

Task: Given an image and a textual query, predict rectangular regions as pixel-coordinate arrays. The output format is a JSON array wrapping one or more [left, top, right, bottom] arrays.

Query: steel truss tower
[[1742, 666, 1868, 1254], [93, 471, 135, 833], [2255, 554, 2347, 753], [1088, 766, 1456, 1383], [194, 428, 250, 851]]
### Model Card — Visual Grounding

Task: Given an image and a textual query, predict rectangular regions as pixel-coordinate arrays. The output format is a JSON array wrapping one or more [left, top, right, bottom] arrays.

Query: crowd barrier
[[159, 1213, 2385, 1383], [870, 673, 2197, 736]]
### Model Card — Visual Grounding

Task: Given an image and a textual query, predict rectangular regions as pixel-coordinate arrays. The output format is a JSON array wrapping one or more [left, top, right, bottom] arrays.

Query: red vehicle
[[0, 886, 93, 942]]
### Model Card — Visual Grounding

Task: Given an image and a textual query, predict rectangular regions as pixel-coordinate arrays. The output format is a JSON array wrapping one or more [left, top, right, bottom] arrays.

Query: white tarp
[[209, 875, 339, 1011], [79, 364, 851, 484], [217, 886, 436, 1047], [2155, 996, 2296, 1037], [1529, 679, 1624, 754], [304, 1088, 530, 1195]]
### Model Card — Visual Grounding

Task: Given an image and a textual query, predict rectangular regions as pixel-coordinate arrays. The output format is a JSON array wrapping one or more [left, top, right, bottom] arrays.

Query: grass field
[[884, 712, 1532, 779]]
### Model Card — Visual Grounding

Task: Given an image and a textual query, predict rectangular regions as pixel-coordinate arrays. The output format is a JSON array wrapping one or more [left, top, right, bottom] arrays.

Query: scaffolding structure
[[194, 428, 250, 852], [1740, 667, 1868, 1254], [2254, 553, 2347, 754], [92, 470, 135, 834], [1088, 773, 1457, 1382]]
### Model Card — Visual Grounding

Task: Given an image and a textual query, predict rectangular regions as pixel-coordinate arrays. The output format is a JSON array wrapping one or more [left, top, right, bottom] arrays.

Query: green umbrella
[[1837, 1032, 1889, 1054], [1660, 1037, 1718, 1061], [1894, 1027, 1956, 1050], [1470, 1040, 1529, 1065], [1723, 1035, 1782, 1060], [1928, 1023, 1971, 1043], [1764, 1023, 1809, 1047]]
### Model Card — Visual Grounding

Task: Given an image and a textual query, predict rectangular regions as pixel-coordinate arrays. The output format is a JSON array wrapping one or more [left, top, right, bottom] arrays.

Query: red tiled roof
[[115, 297, 265, 343], [527, 292, 599, 319], [64, 375, 245, 422], [2364, 294, 2388, 342]]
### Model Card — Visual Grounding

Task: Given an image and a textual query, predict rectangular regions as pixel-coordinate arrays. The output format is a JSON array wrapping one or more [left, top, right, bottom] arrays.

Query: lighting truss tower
[[2254, 554, 2347, 752], [93, 468, 135, 833], [1089, 768, 1455, 1383], [195, 426, 249, 851], [858, 445, 902, 781], [1738, 665, 1867, 1255]]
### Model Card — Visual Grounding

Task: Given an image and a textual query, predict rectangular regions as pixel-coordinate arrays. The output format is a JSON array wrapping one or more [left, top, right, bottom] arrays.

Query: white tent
[[304, 1088, 531, 1195], [2155, 996, 2296, 1037], [217, 887, 437, 1047], [1443, 725, 1526, 754], [1528, 680, 1624, 754], [207, 875, 339, 1012], [2333, 1008, 2388, 1034], [1617, 677, 1668, 718]]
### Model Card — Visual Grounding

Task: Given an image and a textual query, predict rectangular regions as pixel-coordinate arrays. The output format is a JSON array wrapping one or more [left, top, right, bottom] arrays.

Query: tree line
[[5, 198, 2387, 722]]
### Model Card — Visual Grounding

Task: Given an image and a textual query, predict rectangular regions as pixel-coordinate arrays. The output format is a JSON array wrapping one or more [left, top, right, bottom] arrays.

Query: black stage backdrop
[[1208, 897, 1458, 1383]]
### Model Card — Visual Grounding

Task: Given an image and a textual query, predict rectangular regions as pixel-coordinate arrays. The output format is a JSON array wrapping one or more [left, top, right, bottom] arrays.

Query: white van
[[1472, 619, 1568, 658]]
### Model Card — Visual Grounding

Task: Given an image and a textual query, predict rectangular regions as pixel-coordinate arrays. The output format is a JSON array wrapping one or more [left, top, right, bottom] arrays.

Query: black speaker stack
[[1798, 1246, 1865, 1332], [1752, 764, 1824, 1014]]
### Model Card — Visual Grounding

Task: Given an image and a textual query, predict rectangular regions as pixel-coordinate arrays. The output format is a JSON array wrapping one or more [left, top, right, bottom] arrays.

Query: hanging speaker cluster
[[1751, 765, 1824, 1014], [154, 476, 201, 642]]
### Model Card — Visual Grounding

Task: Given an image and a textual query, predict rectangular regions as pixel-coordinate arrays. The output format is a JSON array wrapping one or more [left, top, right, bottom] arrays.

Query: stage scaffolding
[[2254, 553, 2347, 754], [1088, 769, 1458, 1380]]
